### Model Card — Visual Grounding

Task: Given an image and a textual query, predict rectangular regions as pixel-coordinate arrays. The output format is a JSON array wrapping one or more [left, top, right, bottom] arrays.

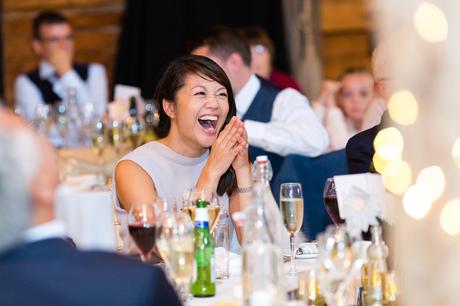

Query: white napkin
[[334, 174, 386, 238]]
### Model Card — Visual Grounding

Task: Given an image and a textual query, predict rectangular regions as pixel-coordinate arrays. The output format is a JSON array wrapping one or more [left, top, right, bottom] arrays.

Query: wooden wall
[[2, 0, 124, 107], [321, 0, 374, 80], [1, 0, 373, 106]]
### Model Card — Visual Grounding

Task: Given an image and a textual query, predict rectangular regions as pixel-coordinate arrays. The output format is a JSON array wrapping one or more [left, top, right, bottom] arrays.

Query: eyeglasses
[[40, 34, 74, 44]]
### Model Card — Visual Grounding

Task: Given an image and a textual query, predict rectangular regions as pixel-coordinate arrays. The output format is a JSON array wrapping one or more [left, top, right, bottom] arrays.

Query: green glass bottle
[[191, 199, 215, 297]]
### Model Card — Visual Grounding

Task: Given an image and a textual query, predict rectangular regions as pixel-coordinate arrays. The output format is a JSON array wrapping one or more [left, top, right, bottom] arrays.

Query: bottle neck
[[371, 226, 383, 244]]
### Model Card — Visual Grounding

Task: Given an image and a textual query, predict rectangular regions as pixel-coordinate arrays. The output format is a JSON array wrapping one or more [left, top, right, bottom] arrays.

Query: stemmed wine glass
[[91, 120, 108, 190], [126, 116, 145, 149], [156, 197, 177, 265], [280, 182, 304, 274], [128, 203, 157, 263], [317, 225, 355, 306], [184, 188, 221, 233], [168, 210, 194, 303], [323, 178, 345, 225]]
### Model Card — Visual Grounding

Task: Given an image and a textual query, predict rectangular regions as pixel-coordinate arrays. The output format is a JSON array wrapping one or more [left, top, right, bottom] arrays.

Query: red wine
[[323, 196, 345, 225], [128, 224, 156, 256]]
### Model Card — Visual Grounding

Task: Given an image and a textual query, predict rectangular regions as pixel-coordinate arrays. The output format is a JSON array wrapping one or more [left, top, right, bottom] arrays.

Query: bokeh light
[[382, 160, 412, 195], [374, 127, 404, 161], [440, 200, 460, 236], [451, 138, 460, 167], [416, 166, 445, 202], [413, 2, 448, 43], [403, 184, 433, 220], [388, 90, 418, 125]]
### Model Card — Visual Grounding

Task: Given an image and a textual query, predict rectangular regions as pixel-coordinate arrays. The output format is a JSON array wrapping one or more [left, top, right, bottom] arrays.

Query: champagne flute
[[323, 178, 345, 226], [168, 210, 194, 303], [128, 203, 157, 263], [280, 182, 304, 274]]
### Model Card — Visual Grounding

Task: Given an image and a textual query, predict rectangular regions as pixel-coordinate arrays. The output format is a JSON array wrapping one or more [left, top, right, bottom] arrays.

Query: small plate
[[295, 242, 319, 259]]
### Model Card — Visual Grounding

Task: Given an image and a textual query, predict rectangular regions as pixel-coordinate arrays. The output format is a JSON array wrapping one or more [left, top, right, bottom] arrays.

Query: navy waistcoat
[[242, 76, 284, 178], [26, 63, 89, 105]]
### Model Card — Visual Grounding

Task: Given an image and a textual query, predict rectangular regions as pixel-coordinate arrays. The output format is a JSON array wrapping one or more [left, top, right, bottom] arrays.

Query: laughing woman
[[113, 55, 252, 253]]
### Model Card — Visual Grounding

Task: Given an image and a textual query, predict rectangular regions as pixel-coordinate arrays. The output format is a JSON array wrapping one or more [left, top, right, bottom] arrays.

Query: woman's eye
[[193, 91, 206, 96], [218, 92, 228, 98]]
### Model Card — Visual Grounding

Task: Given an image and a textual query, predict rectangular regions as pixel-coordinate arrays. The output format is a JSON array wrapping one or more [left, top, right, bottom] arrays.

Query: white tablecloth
[[189, 255, 317, 306], [54, 176, 118, 251]]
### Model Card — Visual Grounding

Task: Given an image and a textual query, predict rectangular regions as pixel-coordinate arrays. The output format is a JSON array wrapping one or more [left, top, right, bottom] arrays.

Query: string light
[[388, 90, 418, 125], [440, 200, 460, 235], [413, 2, 448, 43]]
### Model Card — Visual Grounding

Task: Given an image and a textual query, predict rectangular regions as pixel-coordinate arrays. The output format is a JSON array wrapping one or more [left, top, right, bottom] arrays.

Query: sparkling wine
[[280, 198, 304, 235], [128, 224, 156, 257], [156, 225, 170, 263], [183, 206, 220, 232], [323, 195, 345, 225], [169, 238, 194, 284]]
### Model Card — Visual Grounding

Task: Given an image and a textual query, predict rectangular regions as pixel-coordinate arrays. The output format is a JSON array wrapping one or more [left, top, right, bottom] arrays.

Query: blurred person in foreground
[[345, 45, 390, 174], [14, 10, 107, 125], [190, 26, 328, 176], [239, 26, 303, 93], [0, 109, 180, 306], [313, 67, 382, 151]]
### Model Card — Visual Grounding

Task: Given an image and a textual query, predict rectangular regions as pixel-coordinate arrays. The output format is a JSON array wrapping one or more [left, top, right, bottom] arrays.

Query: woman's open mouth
[[198, 115, 219, 134]]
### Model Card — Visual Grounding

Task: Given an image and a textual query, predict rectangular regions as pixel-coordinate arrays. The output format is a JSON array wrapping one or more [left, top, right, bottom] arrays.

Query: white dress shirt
[[236, 74, 329, 157], [23, 219, 66, 244], [15, 61, 108, 122]]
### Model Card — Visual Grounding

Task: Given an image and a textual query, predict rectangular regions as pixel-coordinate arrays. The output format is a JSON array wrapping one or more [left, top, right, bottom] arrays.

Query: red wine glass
[[128, 203, 157, 262]]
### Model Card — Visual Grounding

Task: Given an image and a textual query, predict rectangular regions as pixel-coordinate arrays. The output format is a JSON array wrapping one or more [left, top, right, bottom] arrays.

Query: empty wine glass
[[317, 225, 355, 306], [54, 101, 69, 148], [168, 210, 194, 303], [33, 104, 53, 137], [156, 197, 177, 265], [280, 182, 304, 274], [323, 178, 345, 226], [128, 203, 157, 263]]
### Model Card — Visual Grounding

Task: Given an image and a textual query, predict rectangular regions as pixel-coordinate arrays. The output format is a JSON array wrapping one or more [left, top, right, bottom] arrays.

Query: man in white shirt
[[190, 26, 329, 175], [15, 11, 107, 124], [0, 109, 181, 306]]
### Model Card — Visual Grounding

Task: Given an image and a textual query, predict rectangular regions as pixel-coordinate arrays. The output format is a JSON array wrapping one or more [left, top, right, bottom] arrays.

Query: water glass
[[213, 219, 230, 279]]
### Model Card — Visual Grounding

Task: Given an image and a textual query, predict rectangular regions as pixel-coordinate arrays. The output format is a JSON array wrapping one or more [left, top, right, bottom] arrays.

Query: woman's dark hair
[[153, 55, 237, 196]]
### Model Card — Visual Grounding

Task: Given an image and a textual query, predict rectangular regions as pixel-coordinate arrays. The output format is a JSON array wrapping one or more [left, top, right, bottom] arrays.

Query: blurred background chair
[[272, 149, 348, 240]]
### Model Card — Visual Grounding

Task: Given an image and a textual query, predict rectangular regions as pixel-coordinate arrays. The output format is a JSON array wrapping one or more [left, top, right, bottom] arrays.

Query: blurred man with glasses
[[14, 10, 107, 125]]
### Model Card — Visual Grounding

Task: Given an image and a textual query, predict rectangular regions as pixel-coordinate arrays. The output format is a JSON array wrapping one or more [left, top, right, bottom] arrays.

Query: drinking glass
[[184, 188, 221, 233], [213, 212, 230, 279], [108, 120, 124, 154], [91, 120, 108, 191], [323, 178, 345, 225], [156, 197, 177, 265], [317, 225, 354, 306], [128, 203, 157, 262], [280, 182, 304, 274], [34, 104, 53, 137], [168, 210, 194, 303], [127, 116, 145, 149], [54, 101, 69, 148]]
